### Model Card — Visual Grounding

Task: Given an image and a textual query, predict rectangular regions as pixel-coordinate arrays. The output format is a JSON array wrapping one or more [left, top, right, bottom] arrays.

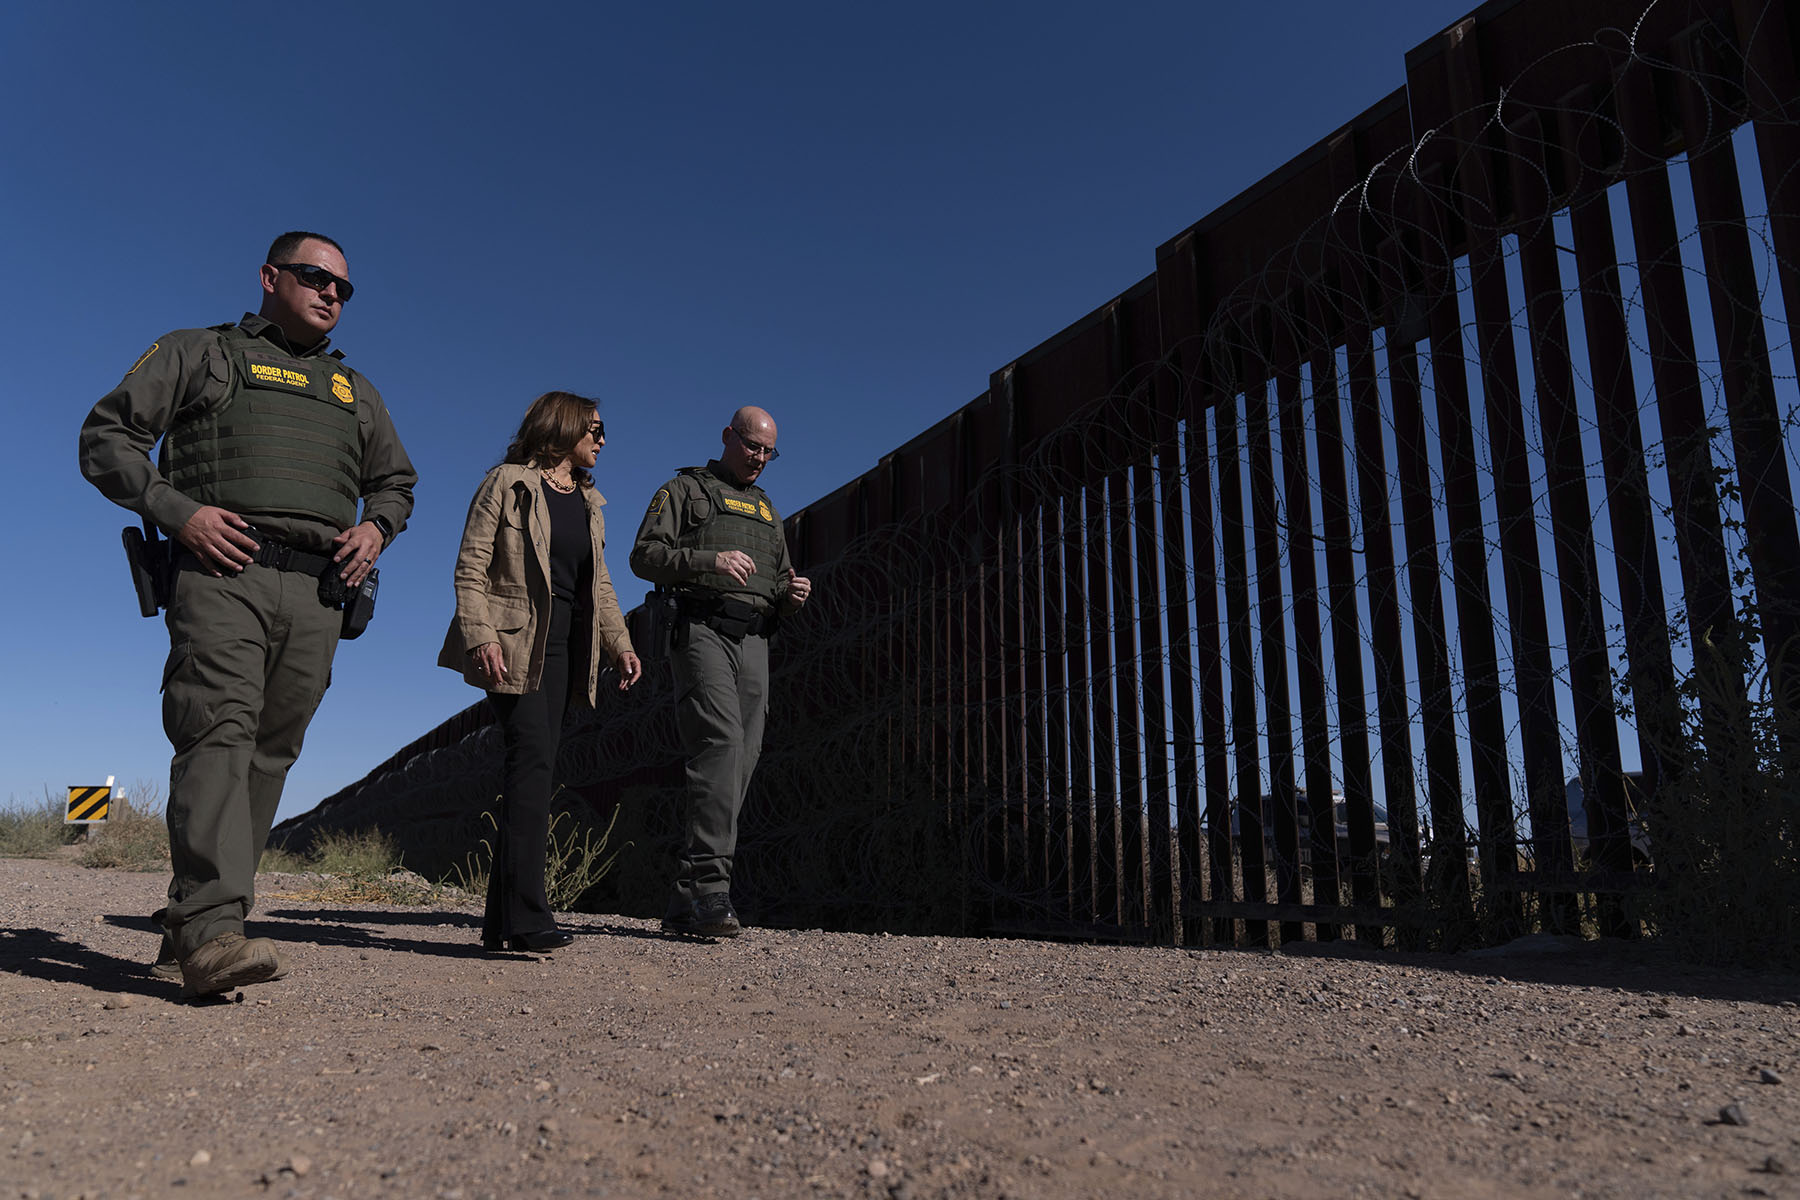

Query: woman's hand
[[615, 651, 642, 691], [469, 641, 506, 685]]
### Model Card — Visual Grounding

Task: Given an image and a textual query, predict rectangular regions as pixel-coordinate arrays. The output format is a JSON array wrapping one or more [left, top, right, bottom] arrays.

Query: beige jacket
[[438, 464, 634, 704]]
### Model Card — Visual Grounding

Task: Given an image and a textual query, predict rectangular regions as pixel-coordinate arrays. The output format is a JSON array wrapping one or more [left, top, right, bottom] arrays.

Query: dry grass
[[259, 828, 468, 906], [0, 794, 71, 858]]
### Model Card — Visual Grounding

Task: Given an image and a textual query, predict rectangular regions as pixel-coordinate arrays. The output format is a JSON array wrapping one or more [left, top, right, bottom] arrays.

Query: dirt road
[[2, 856, 1795, 1199]]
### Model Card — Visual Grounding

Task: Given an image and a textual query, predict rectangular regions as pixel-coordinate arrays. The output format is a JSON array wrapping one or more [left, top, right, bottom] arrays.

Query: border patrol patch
[[649, 489, 668, 516], [127, 343, 159, 375], [331, 373, 354, 404], [759, 500, 773, 521]]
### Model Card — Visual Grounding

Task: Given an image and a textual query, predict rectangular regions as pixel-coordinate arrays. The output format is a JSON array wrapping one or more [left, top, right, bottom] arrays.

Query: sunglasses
[[585, 420, 605, 441], [272, 262, 354, 303], [731, 427, 779, 460]]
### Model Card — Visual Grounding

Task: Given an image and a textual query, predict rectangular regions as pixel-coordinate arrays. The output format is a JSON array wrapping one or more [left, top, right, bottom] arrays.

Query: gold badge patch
[[127, 342, 160, 375], [331, 373, 354, 404], [759, 501, 772, 521]]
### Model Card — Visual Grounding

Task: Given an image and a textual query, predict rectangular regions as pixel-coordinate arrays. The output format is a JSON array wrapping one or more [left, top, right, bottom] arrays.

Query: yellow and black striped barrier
[[66, 782, 112, 824]]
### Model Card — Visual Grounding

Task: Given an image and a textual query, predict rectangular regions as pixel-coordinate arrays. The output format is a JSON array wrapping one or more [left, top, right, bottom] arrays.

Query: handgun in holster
[[120, 521, 171, 617], [339, 567, 379, 639], [656, 588, 686, 651], [318, 566, 379, 640]]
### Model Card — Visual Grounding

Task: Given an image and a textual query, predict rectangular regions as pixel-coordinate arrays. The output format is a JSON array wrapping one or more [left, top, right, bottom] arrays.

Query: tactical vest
[[677, 466, 784, 604], [162, 324, 363, 529]]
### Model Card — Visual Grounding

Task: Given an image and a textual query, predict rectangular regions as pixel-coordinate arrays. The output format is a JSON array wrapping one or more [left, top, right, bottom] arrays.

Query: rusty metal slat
[[1245, 366, 1306, 945], [1344, 317, 1424, 925], [1381, 326, 1475, 944], [992, 369, 1030, 917], [1508, 118, 1635, 941], [1673, 35, 1800, 727], [1063, 472, 1097, 925], [1733, 0, 1800, 455], [1085, 473, 1119, 928], [1040, 491, 1071, 919], [1461, 234, 1579, 929], [1320, 132, 1392, 940], [1184, 407, 1236, 946], [1613, 56, 1751, 753], [1274, 306, 1343, 941], [1155, 237, 1215, 944], [982, 530, 1012, 926], [1372, 220, 1473, 943], [1156, 419, 1202, 944], [1407, 169, 1524, 937], [1133, 439, 1176, 939], [1437, 27, 1580, 931], [1215, 386, 1269, 946], [1303, 285, 1384, 932], [1018, 502, 1047, 912], [952, 560, 974, 841], [1560, 98, 1680, 888], [1105, 462, 1141, 930]]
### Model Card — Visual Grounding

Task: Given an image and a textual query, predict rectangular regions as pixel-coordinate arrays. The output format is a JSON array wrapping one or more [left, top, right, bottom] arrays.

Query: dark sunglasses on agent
[[731, 427, 779, 460], [271, 262, 355, 303]]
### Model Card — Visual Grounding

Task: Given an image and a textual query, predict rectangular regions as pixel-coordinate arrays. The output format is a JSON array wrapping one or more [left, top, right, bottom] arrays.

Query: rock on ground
[[1, 856, 1796, 1199]]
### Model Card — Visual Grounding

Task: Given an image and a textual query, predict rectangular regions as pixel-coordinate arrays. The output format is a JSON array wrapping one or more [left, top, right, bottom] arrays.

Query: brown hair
[[502, 391, 600, 488], [266, 230, 345, 263]]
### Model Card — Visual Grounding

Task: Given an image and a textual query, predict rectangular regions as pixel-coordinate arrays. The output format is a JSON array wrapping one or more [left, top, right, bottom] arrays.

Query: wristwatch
[[366, 514, 394, 544]]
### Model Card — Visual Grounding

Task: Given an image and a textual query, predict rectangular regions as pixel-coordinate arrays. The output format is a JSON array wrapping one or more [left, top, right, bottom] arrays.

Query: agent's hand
[[176, 505, 258, 575], [782, 567, 812, 610], [615, 651, 643, 691], [469, 641, 506, 685], [332, 521, 384, 588], [713, 549, 756, 585]]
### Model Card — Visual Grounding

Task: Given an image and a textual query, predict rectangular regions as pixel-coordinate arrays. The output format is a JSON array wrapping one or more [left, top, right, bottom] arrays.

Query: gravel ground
[[1, 854, 1796, 1200]]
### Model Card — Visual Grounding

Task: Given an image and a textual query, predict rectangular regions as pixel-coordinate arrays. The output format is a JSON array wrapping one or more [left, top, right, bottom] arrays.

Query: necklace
[[540, 468, 575, 494]]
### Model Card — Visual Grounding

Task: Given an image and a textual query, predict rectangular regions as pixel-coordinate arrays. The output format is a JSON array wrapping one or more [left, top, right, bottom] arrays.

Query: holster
[[674, 592, 775, 643], [338, 567, 379, 640], [121, 523, 171, 617]]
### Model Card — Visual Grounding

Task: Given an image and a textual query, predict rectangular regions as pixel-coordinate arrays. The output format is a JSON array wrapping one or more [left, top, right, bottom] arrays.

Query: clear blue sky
[[5, 0, 1481, 822]]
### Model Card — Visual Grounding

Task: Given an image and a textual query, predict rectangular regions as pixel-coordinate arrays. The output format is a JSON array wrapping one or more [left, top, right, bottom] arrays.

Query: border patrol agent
[[78, 231, 417, 997], [629, 406, 811, 936]]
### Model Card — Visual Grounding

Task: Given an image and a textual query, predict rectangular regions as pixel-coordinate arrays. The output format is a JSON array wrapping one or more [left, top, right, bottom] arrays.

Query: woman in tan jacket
[[439, 391, 642, 952]]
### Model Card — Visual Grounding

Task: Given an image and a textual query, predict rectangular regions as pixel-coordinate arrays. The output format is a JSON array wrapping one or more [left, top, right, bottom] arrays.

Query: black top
[[541, 481, 593, 606]]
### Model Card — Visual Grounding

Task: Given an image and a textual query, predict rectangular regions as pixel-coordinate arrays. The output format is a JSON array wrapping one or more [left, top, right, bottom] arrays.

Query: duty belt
[[175, 529, 334, 577], [245, 530, 337, 576], [676, 593, 775, 640]]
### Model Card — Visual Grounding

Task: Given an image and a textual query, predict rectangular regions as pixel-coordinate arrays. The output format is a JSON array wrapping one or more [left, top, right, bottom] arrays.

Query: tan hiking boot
[[178, 932, 283, 998], [149, 937, 182, 981], [149, 907, 181, 981]]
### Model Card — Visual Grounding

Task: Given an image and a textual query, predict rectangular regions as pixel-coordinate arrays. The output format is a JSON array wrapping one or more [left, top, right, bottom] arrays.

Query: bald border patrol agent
[[79, 231, 417, 997], [630, 406, 811, 937]]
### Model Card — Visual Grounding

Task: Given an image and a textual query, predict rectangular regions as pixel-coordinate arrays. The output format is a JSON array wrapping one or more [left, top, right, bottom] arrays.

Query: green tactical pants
[[160, 562, 340, 956], [670, 620, 769, 902]]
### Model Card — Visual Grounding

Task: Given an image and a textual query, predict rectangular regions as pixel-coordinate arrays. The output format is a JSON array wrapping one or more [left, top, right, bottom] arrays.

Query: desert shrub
[[305, 827, 402, 878], [450, 792, 627, 911], [76, 783, 169, 871], [1637, 634, 1799, 968], [257, 844, 312, 873], [0, 794, 69, 858]]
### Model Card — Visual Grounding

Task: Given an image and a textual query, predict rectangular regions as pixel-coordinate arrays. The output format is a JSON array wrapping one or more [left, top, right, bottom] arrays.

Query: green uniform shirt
[[78, 314, 417, 552], [630, 459, 792, 608]]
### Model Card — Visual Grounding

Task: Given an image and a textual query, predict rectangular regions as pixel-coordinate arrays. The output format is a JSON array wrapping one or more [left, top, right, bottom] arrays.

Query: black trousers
[[483, 598, 582, 942]]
